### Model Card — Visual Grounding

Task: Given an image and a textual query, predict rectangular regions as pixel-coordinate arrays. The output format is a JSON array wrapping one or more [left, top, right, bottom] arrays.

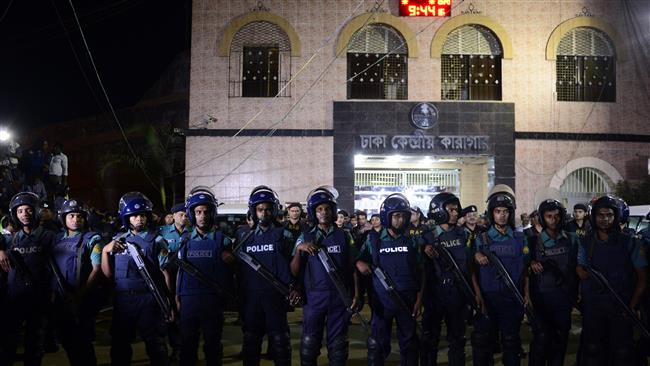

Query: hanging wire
[[66, 0, 159, 190]]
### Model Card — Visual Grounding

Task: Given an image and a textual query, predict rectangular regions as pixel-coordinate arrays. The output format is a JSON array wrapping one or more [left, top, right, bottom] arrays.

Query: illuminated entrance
[[354, 154, 494, 213]]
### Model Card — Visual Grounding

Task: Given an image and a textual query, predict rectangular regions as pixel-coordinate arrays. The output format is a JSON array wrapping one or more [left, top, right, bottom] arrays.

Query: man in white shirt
[[48, 143, 68, 189]]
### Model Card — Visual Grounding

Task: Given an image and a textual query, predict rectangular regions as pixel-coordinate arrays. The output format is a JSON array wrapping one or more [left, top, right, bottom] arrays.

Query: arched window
[[229, 21, 292, 97], [441, 25, 503, 101], [556, 27, 615, 102], [347, 24, 408, 100], [560, 167, 612, 209]]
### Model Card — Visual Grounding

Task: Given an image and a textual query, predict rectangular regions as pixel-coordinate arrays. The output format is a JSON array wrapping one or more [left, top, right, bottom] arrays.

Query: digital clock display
[[399, 0, 452, 17]]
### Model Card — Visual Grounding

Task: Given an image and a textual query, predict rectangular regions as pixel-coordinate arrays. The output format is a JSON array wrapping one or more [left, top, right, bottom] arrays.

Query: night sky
[[0, 0, 190, 136]]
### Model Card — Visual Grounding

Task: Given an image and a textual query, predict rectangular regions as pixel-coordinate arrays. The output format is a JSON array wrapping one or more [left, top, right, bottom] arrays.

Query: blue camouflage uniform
[[420, 225, 473, 366], [358, 227, 421, 366], [176, 227, 233, 366], [238, 223, 295, 366], [577, 231, 647, 365], [0, 227, 57, 366], [294, 225, 357, 366], [51, 230, 104, 366], [107, 230, 170, 366], [527, 230, 579, 366], [472, 226, 530, 366]]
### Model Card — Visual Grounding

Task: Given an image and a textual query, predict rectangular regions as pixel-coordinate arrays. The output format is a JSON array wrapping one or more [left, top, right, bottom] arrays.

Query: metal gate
[[559, 167, 612, 209], [354, 169, 460, 213]]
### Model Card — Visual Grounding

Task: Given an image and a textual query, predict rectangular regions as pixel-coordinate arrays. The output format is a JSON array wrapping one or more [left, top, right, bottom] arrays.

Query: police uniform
[[359, 227, 421, 366], [239, 223, 295, 366], [420, 225, 472, 366], [158, 203, 190, 358], [0, 192, 57, 366], [295, 224, 357, 366], [108, 229, 171, 365], [51, 228, 105, 366], [577, 230, 646, 364], [528, 229, 579, 366], [177, 228, 233, 366], [0, 227, 57, 366], [472, 225, 530, 366]]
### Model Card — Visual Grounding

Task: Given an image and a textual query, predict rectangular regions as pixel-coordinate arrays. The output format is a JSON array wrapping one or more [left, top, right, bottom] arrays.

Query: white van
[[628, 205, 650, 233]]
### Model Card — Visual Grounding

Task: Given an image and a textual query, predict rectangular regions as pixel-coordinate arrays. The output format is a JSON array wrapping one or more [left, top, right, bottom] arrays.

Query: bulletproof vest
[[51, 231, 99, 290], [7, 227, 54, 293], [581, 232, 635, 302], [303, 228, 351, 292], [530, 232, 575, 293], [177, 231, 233, 296], [432, 227, 470, 296], [114, 231, 162, 293], [240, 226, 292, 292], [479, 230, 525, 294], [369, 230, 419, 292]]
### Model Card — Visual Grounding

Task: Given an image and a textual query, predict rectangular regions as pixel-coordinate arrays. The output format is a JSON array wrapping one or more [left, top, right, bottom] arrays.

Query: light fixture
[[0, 129, 11, 142]]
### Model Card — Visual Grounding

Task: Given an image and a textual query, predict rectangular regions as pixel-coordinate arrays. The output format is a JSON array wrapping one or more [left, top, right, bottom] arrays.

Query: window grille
[[229, 21, 292, 97], [441, 25, 502, 101], [556, 27, 615, 102], [347, 24, 408, 100]]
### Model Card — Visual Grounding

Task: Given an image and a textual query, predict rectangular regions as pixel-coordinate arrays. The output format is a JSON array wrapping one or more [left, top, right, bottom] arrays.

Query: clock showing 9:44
[[399, 0, 452, 17]]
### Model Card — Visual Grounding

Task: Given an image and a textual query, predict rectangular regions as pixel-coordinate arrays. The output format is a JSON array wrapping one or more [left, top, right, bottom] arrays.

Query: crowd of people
[[0, 182, 649, 366]]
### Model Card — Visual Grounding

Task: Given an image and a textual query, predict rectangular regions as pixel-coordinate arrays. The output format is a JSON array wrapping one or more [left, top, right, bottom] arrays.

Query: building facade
[[187, 0, 650, 214]]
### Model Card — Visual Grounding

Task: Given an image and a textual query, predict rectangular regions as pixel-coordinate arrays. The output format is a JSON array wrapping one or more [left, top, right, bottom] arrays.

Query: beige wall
[[188, 0, 650, 207]]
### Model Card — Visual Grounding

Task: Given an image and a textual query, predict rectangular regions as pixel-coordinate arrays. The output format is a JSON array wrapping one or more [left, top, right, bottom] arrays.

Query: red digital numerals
[[399, 0, 452, 17]]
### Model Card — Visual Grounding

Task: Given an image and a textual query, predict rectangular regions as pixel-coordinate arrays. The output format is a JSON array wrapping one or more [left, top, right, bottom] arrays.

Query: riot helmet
[[428, 192, 462, 225], [118, 192, 153, 229], [537, 199, 566, 230], [186, 186, 217, 227], [9, 192, 40, 228], [379, 193, 412, 232]]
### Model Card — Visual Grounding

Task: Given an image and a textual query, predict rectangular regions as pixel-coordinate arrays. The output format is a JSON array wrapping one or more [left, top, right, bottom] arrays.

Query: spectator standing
[[48, 143, 68, 193]]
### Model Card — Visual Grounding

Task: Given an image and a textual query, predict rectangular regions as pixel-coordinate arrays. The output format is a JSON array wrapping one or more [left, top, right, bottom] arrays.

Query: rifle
[[232, 226, 301, 306], [480, 246, 538, 328], [372, 265, 423, 333], [315, 248, 369, 332], [234, 248, 301, 306], [123, 241, 174, 321], [585, 266, 650, 338], [434, 241, 487, 319], [176, 256, 236, 301]]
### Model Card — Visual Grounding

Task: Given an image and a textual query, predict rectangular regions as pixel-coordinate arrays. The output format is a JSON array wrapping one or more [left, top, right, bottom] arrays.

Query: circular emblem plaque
[[409, 102, 439, 130]]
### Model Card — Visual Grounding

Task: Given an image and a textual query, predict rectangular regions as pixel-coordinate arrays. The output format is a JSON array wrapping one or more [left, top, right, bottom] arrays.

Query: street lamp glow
[[0, 130, 10, 142]]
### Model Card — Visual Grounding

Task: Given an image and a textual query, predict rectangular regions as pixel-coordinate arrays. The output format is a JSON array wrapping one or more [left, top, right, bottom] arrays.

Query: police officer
[[566, 203, 591, 238], [284, 202, 308, 244], [472, 187, 531, 366], [0, 192, 57, 366], [50, 198, 105, 366], [39, 200, 62, 232], [290, 186, 359, 366], [576, 195, 647, 365], [527, 199, 579, 366], [356, 193, 424, 366], [408, 207, 426, 238], [159, 202, 189, 360], [238, 185, 298, 366], [616, 198, 637, 236], [420, 192, 472, 366], [101, 192, 172, 366], [461, 205, 484, 249], [176, 187, 234, 366]]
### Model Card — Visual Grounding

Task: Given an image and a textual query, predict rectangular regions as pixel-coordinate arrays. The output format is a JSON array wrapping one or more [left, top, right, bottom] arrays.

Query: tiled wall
[[188, 0, 650, 207]]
